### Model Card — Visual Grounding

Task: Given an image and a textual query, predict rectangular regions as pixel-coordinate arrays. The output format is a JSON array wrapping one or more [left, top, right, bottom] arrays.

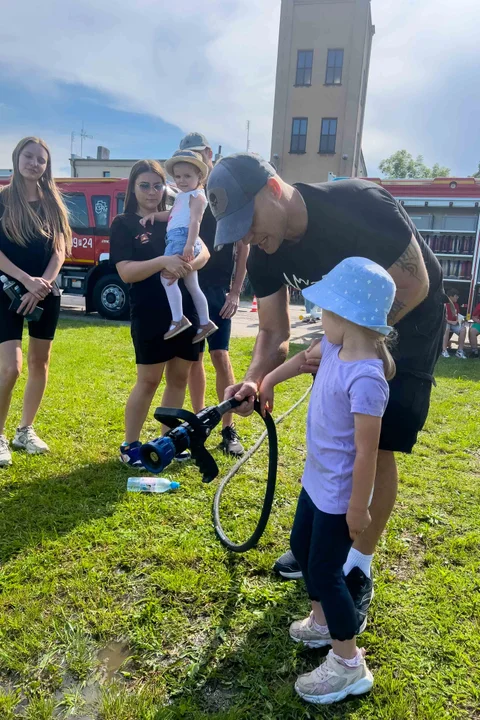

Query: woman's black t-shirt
[[0, 197, 54, 277], [109, 212, 199, 333]]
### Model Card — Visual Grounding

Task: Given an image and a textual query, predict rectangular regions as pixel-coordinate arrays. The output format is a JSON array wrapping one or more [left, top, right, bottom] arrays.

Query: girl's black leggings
[[290, 488, 358, 641]]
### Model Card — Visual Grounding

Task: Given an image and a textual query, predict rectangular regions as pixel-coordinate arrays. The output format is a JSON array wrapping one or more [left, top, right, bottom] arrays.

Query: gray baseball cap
[[207, 153, 276, 249], [179, 132, 210, 151]]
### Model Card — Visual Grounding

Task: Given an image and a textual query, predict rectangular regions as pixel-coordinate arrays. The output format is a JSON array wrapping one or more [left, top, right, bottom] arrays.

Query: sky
[[0, 0, 479, 178]]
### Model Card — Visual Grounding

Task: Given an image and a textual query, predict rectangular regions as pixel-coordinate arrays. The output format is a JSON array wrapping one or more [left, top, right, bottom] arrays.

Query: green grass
[[0, 318, 479, 719]]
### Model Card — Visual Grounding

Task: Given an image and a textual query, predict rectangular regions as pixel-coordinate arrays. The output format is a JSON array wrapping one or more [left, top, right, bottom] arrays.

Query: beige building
[[70, 153, 165, 179], [270, 0, 374, 183]]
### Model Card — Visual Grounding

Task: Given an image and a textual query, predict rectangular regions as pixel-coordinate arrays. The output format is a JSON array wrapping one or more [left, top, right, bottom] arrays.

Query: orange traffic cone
[[250, 296, 258, 312]]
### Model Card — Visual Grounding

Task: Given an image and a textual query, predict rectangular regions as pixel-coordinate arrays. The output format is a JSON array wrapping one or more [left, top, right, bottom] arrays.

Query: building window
[[295, 50, 313, 86], [290, 117, 308, 154], [103, 171, 111, 178], [63, 193, 89, 228], [91, 195, 111, 228], [325, 49, 344, 85], [319, 118, 337, 154]]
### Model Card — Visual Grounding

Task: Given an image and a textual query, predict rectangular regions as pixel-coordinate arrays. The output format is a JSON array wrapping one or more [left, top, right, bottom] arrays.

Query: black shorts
[[380, 288, 445, 454], [197, 286, 232, 353], [131, 316, 201, 365], [0, 291, 61, 344], [379, 373, 433, 453]]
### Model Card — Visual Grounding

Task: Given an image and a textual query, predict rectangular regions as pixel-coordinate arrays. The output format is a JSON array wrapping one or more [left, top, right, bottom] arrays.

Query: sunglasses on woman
[[136, 182, 165, 193]]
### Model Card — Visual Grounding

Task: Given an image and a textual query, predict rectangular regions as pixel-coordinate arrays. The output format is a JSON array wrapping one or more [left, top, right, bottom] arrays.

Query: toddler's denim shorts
[[165, 227, 202, 257]]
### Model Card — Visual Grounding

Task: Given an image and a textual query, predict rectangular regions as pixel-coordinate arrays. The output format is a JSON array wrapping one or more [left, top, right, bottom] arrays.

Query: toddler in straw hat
[[141, 149, 217, 343]]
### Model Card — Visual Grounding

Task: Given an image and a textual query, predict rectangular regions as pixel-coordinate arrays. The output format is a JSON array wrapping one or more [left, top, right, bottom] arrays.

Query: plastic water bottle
[[127, 477, 180, 493]]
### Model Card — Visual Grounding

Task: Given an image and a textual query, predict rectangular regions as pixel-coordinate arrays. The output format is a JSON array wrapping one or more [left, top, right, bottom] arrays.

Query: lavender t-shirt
[[302, 337, 389, 514]]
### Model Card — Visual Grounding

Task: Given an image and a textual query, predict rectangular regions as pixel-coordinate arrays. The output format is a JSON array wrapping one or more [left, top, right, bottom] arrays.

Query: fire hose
[[139, 386, 311, 553]]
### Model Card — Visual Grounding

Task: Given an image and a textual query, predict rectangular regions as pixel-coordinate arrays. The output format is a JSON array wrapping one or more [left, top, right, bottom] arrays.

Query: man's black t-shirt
[[0, 197, 54, 277], [247, 180, 444, 373], [110, 213, 198, 332], [198, 205, 234, 290]]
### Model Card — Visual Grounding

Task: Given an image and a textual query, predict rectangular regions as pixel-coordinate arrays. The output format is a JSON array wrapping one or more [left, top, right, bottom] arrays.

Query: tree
[[471, 162, 480, 178], [379, 150, 450, 179]]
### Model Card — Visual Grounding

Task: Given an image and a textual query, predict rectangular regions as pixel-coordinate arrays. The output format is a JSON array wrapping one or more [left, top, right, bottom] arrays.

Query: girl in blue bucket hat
[[259, 257, 396, 705]]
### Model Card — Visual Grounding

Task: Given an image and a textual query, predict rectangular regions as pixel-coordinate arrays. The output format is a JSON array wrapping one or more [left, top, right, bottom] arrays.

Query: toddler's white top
[[167, 189, 207, 232]]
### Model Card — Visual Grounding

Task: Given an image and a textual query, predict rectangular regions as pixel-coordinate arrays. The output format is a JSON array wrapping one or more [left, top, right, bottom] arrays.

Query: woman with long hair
[[110, 160, 210, 467], [0, 137, 71, 466]]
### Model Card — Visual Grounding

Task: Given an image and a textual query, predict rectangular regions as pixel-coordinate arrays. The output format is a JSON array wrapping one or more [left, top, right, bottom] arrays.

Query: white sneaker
[[455, 350, 467, 359], [0, 435, 12, 467], [12, 426, 50, 455], [289, 611, 332, 648], [441, 350, 450, 358], [295, 649, 373, 705]]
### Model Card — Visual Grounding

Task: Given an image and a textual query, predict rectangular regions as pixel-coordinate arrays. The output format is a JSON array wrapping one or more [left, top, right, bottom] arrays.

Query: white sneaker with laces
[[295, 649, 373, 705], [289, 611, 332, 648], [455, 350, 467, 359], [441, 350, 450, 358], [0, 435, 12, 467], [12, 426, 50, 455]]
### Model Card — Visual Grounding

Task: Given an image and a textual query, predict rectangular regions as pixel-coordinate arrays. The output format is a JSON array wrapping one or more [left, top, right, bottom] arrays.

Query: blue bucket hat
[[206, 153, 276, 249], [302, 257, 396, 336]]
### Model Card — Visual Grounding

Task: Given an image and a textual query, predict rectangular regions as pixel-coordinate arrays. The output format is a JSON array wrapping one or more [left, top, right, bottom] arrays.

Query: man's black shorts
[[379, 373, 433, 453], [379, 289, 445, 453], [0, 291, 61, 344], [197, 286, 232, 353]]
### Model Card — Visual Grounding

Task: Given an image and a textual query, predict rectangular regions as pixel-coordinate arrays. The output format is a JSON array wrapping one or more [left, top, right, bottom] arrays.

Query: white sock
[[161, 276, 183, 323], [183, 271, 210, 325], [313, 619, 329, 634], [343, 548, 373, 578], [333, 649, 363, 668]]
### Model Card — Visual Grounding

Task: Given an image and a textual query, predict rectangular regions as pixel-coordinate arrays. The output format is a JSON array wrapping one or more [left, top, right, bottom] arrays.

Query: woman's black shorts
[[131, 315, 201, 365], [0, 291, 61, 344]]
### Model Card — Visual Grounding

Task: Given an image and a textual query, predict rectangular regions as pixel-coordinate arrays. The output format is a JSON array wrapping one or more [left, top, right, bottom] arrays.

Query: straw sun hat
[[164, 149, 208, 180]]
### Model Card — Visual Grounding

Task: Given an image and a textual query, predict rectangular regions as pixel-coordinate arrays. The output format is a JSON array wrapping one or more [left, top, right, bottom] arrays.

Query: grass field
[[0, 317, 479, 719]]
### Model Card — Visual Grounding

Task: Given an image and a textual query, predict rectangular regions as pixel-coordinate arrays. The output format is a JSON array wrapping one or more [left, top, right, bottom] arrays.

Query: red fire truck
[[332, 176, 480, 316], [0, 178, 130, 319], [0, 177, 178, 320]]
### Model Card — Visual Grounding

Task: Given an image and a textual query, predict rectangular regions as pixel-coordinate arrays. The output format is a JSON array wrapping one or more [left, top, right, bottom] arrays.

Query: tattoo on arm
[[388, 298, 406, 325], [394, 242, 421, 280]]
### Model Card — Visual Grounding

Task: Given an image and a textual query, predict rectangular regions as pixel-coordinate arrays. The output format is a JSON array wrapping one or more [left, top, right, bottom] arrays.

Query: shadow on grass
[[57, 313, 129, 330], [158, 577, 365, 720], [433, 356, 480, 380], [0, 460, 125, 564]]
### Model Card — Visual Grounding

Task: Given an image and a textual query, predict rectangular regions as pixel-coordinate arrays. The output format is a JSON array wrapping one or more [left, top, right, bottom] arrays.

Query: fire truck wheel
[[93, 274, 130, 321]]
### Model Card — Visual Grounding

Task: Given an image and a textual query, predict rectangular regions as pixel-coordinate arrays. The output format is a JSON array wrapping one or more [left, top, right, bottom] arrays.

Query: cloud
[[0, 0, 279, 157], [364, 0, 480, 174], [1, 0, 479, 178]]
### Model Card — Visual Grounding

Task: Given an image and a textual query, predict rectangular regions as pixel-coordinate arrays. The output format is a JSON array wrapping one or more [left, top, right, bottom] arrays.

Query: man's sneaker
[[220, 426, 244, 456], [12, 426, 49, 455], [289, 612, 332, 648], [441, 350, 450, 358], [471, 350, 479, 358], [175, 450, 191, 462], [0, 435, 12, 467], [294, 649, 373, 705], [120, 441, 144, 468], [345, 567, 374, 633], [273, 549, 303, 580], [455, 350, 467, 359]]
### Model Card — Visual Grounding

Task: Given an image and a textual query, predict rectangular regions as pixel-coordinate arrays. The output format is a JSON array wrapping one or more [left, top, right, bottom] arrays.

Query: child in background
[[141, 149, 217, 343], [442, 287, 467, 359], [259, 257, 396, 705], [468, 294, 480, 358]]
